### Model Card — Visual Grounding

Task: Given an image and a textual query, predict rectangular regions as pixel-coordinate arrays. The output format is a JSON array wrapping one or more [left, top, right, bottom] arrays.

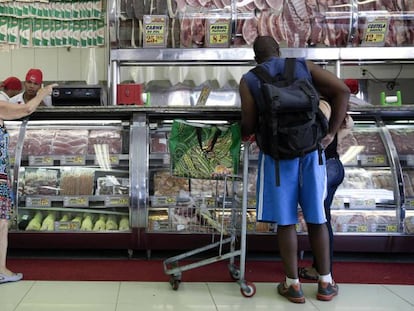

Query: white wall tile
[[0, 47, 107, 83], [0, 50, 12, 79], [9, 48, 35, 80]]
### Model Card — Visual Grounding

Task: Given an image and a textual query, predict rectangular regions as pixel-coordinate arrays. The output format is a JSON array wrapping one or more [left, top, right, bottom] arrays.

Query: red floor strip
[[7, 258, 414, 285]]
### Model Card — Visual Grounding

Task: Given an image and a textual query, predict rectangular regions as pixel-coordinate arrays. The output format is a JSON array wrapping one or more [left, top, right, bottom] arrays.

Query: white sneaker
[[0, 273, 23, 284]]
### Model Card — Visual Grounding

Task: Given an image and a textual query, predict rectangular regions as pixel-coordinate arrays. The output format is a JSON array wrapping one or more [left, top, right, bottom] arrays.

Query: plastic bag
[[169, 120, 241, 179]]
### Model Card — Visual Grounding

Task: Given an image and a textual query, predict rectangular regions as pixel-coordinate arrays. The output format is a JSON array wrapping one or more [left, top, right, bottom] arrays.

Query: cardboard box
[[117, 84, 143, 105]]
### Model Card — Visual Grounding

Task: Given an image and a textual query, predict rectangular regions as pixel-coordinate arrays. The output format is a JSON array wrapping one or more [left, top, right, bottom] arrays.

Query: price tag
[[152, 196, 176, 206], [54, 221, 81, 231], [105, 196, 129, 207], [386, 224, 397, 232], [143, 15, 167, 48], [61, 155, 86, 165], [29, 156, 54, 166], [345, 224, 368, 232], [360, 155, 387, 166], [176, 224, 186, 231], [406, 199, 414, 208], [208, 24, 230, 45], [94, 155, 119, 166], [248, 197, 256, 208], [205, 18, 231, 47], [63, 196, 89, 207], [349, 198, 376, 209], [26, 197, 51, 207], [362, 17, 388, 46], [356, 225, 368, 232], [331, 197, 344, 209]]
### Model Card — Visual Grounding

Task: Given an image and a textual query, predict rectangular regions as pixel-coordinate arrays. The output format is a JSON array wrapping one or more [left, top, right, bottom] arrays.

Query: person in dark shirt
[[299, 80, 355, 281], [240, 36, 350, 303]]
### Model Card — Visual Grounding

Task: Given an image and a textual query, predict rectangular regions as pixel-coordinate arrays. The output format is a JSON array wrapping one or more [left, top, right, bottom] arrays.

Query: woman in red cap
[[0, 77, 22, 101], [9, 69, 52, 106], [0, 82, 57, 284]]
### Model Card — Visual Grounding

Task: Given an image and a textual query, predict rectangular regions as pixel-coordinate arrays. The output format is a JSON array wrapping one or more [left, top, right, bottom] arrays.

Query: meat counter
[[144, 107, 414, 255], [5, 106, 414, 254], [7, 108, 140, 252]]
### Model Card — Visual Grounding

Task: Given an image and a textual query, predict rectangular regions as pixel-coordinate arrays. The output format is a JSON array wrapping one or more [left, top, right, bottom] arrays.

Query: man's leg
[[277, 224, 305, 303], [277, 224, 299, 278], [307, 223, 330, 275]]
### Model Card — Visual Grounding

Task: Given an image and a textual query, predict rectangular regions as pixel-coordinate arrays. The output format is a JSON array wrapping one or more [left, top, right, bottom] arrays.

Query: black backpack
[[250, 58, 328, 185]]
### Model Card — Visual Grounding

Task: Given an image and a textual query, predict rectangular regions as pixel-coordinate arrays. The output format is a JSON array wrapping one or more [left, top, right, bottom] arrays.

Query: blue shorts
[[256, 150, 327, 225]]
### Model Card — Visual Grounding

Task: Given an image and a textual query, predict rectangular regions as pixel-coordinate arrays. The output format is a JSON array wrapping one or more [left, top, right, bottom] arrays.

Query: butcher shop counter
[[7, 105, 414, 254]]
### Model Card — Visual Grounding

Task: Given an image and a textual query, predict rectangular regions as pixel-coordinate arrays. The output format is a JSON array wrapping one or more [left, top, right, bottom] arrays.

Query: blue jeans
[[313, 157, 345, 275]]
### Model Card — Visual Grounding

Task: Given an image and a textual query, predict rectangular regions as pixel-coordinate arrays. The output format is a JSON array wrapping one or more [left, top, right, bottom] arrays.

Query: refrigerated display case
[[7, 109, 140, 251]]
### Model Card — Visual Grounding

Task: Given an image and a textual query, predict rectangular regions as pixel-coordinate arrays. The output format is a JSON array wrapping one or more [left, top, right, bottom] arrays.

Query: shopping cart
[[163, 141, 256, 297]]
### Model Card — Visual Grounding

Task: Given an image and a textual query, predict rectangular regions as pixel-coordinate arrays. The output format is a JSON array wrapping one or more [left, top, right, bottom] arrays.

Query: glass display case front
[[9, 119, 132, 234], [385, 120, 414, 234]]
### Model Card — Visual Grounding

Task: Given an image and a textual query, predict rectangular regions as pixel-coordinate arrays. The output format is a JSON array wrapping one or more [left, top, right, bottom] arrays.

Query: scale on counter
[[52, 85, 103, 106]]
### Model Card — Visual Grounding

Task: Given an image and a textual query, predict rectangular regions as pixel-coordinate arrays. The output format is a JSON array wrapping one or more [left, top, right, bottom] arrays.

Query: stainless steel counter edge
[[31, 104, 414, 120], [30, 106, 243, 121]]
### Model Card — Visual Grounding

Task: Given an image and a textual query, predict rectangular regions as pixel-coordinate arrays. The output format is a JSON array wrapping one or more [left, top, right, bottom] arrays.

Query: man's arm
[[307, 61, 350, 147], [239, 77, 257, 137]]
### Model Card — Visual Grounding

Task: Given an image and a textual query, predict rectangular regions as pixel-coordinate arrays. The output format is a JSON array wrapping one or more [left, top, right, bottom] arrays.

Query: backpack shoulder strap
[[250, 65, 274, 83], [284, 58, 296, 84]]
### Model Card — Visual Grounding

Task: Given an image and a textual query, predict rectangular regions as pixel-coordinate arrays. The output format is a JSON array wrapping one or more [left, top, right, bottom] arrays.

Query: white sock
[[286, 276, 300, 287], [319, 273, 333, 283]]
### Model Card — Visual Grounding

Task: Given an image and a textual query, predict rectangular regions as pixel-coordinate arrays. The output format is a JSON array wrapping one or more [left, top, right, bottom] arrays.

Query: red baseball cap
[[25, 68, 43, 84], [344, 79, 359, 94], [2, 76, 22, 91]]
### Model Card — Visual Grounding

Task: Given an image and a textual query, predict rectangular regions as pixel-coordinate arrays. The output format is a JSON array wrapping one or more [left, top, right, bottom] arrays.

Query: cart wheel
[[228, 265, 240, 280], [169, 276, 181, 290], [240, 281, 256, 298]]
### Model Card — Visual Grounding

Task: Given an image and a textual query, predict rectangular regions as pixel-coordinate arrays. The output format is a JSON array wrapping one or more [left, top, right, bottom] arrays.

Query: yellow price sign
[[107, 196, 129, 206], [365, 33, 385, 43], [145, 35, 164, 45], [386, 225, 397, 232], [357, 225, 368, 232]]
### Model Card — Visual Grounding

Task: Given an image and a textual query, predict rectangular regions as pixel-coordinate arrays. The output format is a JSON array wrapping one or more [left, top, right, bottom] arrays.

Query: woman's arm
[[0, 84, 57, 120]]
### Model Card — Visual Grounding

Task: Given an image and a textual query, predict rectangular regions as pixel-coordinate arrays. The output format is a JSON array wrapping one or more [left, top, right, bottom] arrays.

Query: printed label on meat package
[[205, 18, 230, 47], [143, 15, 168, 48]]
